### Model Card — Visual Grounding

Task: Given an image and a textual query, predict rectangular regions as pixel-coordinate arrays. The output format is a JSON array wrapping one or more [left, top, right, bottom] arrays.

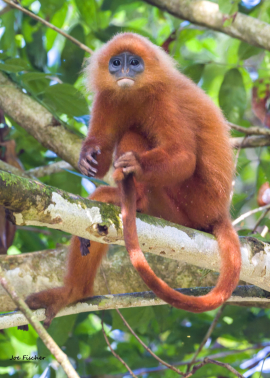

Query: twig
[[184, 357, 244, 378], [229, 123, 270, 136], [232, 203, 270, 225], [101, 312, 138, 378], [252, 209, 270, 233], [186, 304, 226, 371], [206, 358, 244, 378], [0, 265, 79, 378], [1, 0, 93, 54], [231, 135, 270, 149], [100, 266, 184, 376], [82, 344, 268, 377]]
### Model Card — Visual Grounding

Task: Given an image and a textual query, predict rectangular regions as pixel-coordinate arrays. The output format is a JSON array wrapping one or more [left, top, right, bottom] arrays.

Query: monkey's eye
[[113, 59, 121, 67], [130, 59, 140, 66]]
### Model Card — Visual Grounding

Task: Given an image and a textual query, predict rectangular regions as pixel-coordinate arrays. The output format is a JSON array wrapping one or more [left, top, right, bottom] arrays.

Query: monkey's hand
[[113, 152, 143, 181], [79, 145, 101, 177]]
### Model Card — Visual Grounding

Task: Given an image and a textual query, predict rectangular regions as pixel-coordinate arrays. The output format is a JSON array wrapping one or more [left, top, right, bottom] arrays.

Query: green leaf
[[25, 26, 47, 71], [75, 0, 100, 30], [238, 41, 262, 60], [20, 72, 50, 95], [37, 315, 77, 357], [42, 83, 89, 116], [259, 160, 270, 182], [183, 63, 205, 83], [219, 68, 246, 123], [0, 11, 16, 55], [0, 58, 29, 73], [39, 0, 66, 15], [102, 0, 138, 12], [60, 24, 85, 85], [218, 0, 240, 14], [112, 307, 155, 334]]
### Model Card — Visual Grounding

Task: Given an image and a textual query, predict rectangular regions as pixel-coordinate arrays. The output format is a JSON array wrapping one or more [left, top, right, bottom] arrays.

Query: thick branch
[[0, 170, 270, 294], [0, 72, 82, 168], [0, 284, 269, 329], [144, 0, 270, 51]]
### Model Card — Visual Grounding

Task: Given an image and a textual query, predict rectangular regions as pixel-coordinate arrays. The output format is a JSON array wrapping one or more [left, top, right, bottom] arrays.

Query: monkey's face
[[108, 52, 144, 88]]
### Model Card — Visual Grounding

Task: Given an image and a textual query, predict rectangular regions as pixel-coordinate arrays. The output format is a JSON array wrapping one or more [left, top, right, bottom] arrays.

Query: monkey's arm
[[79, 103, 119, 178], [115, 127, 196, 186]]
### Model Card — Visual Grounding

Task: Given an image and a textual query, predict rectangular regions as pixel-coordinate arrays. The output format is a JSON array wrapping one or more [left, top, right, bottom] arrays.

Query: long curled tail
[[120, 174, 241, 313]]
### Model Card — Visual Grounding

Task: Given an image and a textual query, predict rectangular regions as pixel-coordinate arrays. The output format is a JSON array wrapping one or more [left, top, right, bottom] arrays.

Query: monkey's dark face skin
[[109, 51, 144, 87]]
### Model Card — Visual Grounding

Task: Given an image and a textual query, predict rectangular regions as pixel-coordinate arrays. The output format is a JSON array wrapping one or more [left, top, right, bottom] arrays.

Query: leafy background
[[1, 0, 270, 377]]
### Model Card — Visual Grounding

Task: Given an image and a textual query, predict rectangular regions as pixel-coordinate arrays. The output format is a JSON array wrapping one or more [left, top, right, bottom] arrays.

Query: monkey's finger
[[87, 170, 96, 177], [81, 159, 97, 174], [93, 146, 101, 155], [123, 167, 135, 175], [86, 155, 98, 165]]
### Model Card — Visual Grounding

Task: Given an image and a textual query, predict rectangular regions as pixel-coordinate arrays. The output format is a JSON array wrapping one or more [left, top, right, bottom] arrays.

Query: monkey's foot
[[78, 237, 90, 256], [21, 288, 69, 329]]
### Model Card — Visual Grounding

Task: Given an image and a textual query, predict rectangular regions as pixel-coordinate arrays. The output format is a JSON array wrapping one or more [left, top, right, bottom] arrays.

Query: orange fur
[[24, 33, 241, 327]]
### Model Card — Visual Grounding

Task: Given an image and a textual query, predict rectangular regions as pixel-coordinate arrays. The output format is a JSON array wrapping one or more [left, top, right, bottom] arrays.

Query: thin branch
[[229, 123, 270, 136], [205, 358, 244, 378], [184, 357, 244, 378], [27, 161, 73, 178], [1, 0, 93, 54], [101, 313, 138, 378], [252, 209, 270, 233], [231, 135, 270, 149], [100, 267, 184, 376], [232, 203, 270, 225], [83, 344, 269, 377], [187, 304, 226, 371], [0, 265, 79, 378]]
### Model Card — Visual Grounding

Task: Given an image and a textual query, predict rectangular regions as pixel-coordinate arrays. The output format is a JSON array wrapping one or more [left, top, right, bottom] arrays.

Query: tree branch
[[0, 170, 270, 294], [0, 285, 269, 329], [144, 0, 270, 52], [0, 72, 82, 168]]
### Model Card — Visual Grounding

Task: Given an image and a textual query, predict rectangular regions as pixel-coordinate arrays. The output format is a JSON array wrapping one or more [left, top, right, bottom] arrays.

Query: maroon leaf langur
[[24, 33, 241, 328]]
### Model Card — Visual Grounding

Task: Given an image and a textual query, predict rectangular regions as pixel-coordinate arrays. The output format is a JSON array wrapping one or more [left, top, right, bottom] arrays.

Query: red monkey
[[25, 33, 241, 327]]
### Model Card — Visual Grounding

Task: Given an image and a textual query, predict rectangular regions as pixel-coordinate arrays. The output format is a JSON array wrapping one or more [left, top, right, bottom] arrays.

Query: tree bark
[[0, 72, 82, 168], [0, 171, 269, 295], [144, 0, 270, 52]]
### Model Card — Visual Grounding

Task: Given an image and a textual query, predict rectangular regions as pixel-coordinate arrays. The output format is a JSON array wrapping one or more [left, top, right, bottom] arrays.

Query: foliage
[[0, 0, 270, 377]]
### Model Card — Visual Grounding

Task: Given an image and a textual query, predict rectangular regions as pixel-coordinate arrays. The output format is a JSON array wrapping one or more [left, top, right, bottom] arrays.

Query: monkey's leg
[[24, 186, 121, 328]]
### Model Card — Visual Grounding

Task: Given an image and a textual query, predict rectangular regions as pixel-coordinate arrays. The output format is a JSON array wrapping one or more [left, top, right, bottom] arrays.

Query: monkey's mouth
[[117, 78, 135, 87]]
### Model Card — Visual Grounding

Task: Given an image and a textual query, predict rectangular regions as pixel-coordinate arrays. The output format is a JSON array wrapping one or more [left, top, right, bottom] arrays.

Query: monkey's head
[[87, 33, 178, 96], [108, 52, 144, 88]]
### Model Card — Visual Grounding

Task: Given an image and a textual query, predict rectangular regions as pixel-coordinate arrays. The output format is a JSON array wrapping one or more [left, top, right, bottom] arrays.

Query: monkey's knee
[[90, 186, 121, 206]]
